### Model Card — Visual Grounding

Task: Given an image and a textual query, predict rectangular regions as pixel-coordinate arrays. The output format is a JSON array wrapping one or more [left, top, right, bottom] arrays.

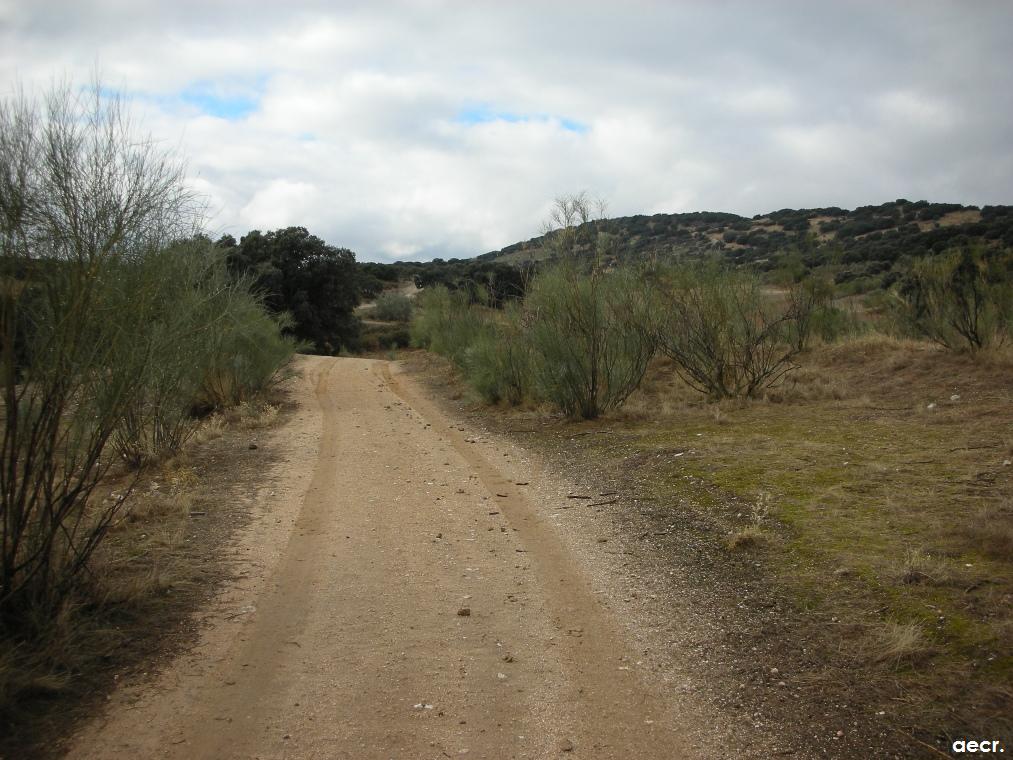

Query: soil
[[65, 356, 734, 759]]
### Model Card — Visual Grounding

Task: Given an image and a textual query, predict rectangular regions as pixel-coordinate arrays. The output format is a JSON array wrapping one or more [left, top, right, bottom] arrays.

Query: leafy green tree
[[221, 227, 361, 353]]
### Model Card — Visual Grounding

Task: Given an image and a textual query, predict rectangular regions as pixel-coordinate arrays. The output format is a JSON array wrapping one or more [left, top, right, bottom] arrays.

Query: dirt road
[[67, 356, 694, 759]]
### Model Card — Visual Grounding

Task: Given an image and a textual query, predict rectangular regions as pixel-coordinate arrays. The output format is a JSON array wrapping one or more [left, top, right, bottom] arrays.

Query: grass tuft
[[866, 621, 936, 668], [895, 548, 957, 586], [725, 525, 767, 550]]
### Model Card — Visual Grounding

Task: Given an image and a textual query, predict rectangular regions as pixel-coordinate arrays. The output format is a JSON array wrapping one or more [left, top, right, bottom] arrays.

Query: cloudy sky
[[2, 1, 1012, 262]]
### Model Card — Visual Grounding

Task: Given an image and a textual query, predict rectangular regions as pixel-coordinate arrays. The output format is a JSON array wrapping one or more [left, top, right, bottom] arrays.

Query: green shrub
[[0, 80, 296, 740], [373, 291, 413, 322], [112, 244, 216, 466], [464, 302, 531, 405], [811, 303, 870, 343], [526, 264, 655, 419], [111, 244, 296, 464], [117, 242, 293, 461], [410, 285, 485, 364], [0, 81, 201, 624], [193, 275, 296, 411], [653, 263, 802, 399], [894, 245, 1012, 351]]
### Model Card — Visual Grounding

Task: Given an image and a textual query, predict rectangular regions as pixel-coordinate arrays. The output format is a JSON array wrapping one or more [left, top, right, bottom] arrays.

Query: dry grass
[[894, 548, 959, 586], [866, 621, 937, 668], [725, 524, 767, 551], [762, 366, 845, 403], [935, 209, 982, 228], [627, 337, 1011, 736], [212, 400, 282, 431], [191, 413, 226, 444], [83, 459, 204, 609], [232, 401, 280, 429], [726, 492, 773, 550]]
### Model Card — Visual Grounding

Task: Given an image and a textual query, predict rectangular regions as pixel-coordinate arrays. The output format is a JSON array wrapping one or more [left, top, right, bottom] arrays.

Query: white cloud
[[875, 90, 957, 131], [720, 87, 799, 118], [240, 180, 319, 230], [2, 1, 1011, 260]]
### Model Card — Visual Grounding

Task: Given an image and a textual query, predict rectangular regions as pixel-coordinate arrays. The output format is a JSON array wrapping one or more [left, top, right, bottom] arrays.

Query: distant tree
[[358, 262, 401, 283], [412, 260, 527, 307], [215, 233, 238, 249], [356, 271, 386, 300], [223, 227, 361, 353], [540, 191, 617, 266]]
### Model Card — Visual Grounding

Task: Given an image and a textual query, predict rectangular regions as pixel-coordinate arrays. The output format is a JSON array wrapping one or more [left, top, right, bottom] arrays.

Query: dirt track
[[66, 356, 695, 759]]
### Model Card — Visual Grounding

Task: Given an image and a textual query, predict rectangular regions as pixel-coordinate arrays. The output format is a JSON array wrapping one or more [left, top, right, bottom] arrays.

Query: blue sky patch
[[179, 86, 259, 119], [86, 83, 259, 121], [457, 105, 524, 124], [455, 104, 587, 133], [558, 117, 588, 133]]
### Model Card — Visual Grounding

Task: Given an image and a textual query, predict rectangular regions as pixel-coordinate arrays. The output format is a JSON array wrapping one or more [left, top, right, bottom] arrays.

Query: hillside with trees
[[468, 199, 1013, 292]]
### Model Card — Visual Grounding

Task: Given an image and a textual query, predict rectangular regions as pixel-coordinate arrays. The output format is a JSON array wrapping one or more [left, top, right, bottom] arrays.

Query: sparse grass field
[[408, 334, 1013, 751], [617, 338, 1012, 734]]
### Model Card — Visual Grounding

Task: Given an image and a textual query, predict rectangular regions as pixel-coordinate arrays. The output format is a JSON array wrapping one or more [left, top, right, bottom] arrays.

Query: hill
[[359, 199, 1013, 302], [475, 199, 1013, 290]]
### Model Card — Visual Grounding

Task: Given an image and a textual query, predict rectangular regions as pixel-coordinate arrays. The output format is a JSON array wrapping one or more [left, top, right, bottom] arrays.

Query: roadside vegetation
[[408, 193, 1013, 752], [372, 291, 413, 322], [411, 194, 865, 417], [0, 81, 295, 749], [893, 243, 1012, 351]]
